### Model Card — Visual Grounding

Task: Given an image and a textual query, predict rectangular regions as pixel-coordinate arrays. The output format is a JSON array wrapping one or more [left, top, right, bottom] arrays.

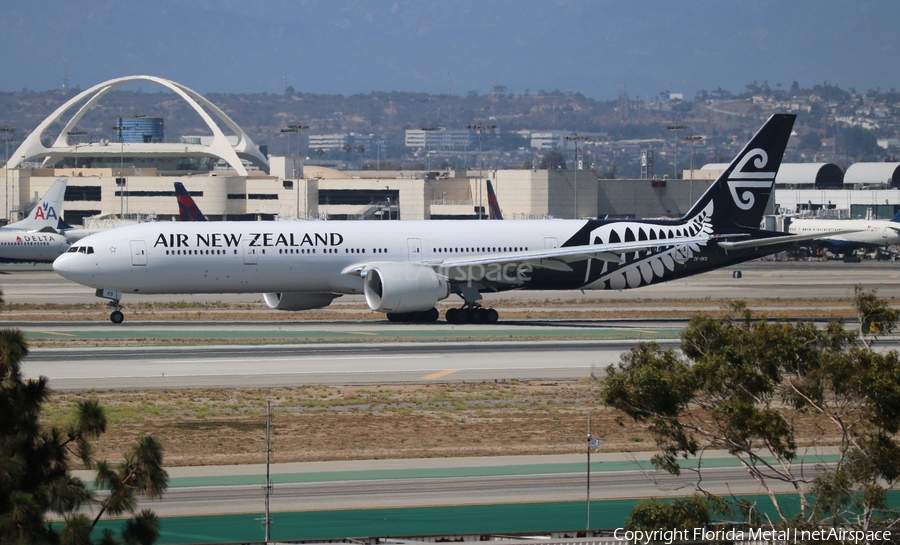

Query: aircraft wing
[[340, 236, 708, 280], [715, 230, 860, 251], [433, 236, 708, 274]]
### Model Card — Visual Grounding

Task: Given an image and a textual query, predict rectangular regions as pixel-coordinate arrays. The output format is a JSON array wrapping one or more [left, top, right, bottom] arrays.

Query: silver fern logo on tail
[[726, 149, 775, 210], [583, 201, 714, 289]]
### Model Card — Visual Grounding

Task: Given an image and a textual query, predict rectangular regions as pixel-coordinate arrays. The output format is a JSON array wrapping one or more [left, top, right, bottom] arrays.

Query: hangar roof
[[701, 162, 843, 188], [844, 163, 900, 187]]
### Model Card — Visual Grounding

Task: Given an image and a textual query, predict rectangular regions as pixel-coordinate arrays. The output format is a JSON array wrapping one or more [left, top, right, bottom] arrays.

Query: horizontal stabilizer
[[716, 229, 860, 251]]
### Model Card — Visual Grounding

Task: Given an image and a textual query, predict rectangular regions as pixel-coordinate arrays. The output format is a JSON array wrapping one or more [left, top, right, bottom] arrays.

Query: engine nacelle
[[363, 263, 450, 313], [263, 292, 340, 311]]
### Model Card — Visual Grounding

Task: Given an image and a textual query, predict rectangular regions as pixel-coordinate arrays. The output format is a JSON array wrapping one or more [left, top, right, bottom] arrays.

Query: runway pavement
[[22, 338, 679, 390]]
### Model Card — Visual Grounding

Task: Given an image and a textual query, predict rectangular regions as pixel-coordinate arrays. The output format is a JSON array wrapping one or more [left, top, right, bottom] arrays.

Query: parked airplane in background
[[486, 180, 503, 220], [56, 114, 832, 324], [0, 179, 70, 263], [175, 182, 208, 221], [788, 210, 900, 255], [62, 182, 206, 245]]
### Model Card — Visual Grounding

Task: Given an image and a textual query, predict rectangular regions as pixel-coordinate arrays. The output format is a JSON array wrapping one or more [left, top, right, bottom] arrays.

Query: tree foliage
[[601, 289, 900, 532], [539, 150, 567, 170], [0, 288, 168, 544]]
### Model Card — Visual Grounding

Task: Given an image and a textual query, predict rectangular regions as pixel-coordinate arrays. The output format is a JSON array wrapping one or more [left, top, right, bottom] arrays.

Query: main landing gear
[[445, 304, 499, 324], [386, 307, 440, 323], [96, 289, 125, 324]]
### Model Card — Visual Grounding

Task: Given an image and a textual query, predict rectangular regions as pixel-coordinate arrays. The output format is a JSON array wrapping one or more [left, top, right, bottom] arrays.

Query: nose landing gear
[[96, 288, 125, 324]]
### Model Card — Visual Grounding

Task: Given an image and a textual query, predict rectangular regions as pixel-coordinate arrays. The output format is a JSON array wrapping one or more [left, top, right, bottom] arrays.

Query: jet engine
[[262, 292, 340, 311], [363, 263, 450, 313]]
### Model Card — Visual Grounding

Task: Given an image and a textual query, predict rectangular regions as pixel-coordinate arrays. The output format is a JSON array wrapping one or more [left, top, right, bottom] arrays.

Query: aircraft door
[[242, 239, 258, 265], [407, 238, 422, 262], [544, 237, 559, 249], [130, 240, 147, 266]]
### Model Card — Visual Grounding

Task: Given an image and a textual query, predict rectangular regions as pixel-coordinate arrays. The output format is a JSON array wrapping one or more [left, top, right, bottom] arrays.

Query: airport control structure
[[3, 75, 900, 228]]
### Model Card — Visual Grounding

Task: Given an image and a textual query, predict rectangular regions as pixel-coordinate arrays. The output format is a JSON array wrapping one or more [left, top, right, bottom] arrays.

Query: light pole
[[683, 134, 703, 204], [1, 126, 15, 223], [281, 124, 308, 219], [585, 414, 599, 531], [466, 124, 496, 219], [112, 122, 132, 218], [565, 134, 594, 219], [69, 129, 87, 168], [666, 124, 687, 180], [281, 123, 309, 174], [375, 139, 384, 171]]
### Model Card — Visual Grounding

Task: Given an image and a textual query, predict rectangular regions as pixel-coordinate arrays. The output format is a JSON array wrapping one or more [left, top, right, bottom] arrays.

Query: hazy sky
[[1, 0, 897, 99]]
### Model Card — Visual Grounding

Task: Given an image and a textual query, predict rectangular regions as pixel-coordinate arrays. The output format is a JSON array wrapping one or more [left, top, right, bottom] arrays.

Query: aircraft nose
[[52, 253, 70, 275]]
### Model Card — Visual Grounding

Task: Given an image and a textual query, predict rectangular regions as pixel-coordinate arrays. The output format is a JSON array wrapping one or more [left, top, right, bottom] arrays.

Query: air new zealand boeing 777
[[55, 114, 824, 324]]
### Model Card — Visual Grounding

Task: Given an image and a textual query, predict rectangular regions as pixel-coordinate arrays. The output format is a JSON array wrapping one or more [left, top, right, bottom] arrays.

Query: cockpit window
[[67, 246, 94, 254]]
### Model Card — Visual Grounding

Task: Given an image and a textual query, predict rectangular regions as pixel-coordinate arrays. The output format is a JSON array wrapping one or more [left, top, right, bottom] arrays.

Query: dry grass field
[[40, 380, 845, 468]]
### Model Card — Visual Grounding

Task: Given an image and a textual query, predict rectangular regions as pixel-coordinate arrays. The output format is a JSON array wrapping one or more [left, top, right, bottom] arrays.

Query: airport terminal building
[[2, 75, 899, 227]]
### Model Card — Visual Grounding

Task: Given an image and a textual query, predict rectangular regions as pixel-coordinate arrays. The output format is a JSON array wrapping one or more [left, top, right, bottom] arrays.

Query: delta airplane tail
[[486, 180, 503, 220], [175, 182, 208, 221], [5, 178, 67, 231]]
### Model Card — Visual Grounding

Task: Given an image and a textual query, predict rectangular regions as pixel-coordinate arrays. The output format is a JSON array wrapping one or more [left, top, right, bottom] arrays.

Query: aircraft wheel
[[387, 313, 401, 322], [425, 308, 440, 322], [485, 308, 499, 323], [471, 308, 487, 324], [455, 308, 470, 324], [446, 308, 459, 323], [110, 310, 125, 324]]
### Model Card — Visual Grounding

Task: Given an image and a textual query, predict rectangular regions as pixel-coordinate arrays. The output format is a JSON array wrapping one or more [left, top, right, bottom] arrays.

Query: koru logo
[[726, 148, 775, 211]]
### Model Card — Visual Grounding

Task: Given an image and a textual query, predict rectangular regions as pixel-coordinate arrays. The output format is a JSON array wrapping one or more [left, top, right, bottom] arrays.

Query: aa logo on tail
[[34, 202, 58, 220]]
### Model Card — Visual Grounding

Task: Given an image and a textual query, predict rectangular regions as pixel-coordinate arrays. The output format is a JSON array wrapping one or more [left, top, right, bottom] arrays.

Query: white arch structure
[[8, 75, 269, 176]]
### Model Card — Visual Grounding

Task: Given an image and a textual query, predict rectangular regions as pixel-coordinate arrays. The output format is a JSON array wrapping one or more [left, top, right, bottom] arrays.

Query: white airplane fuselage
[[0, 231, 69, 263], [788, 218, 900, 249], [54, 219, 594, 295]]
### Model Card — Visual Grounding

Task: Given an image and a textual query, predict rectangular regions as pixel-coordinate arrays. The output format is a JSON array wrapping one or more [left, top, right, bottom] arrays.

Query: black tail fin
[[486, 180, 503, 220], [682, 113, 795, 230]]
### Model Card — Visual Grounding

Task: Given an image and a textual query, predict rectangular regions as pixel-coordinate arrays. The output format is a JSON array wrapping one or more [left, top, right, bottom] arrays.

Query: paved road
[[76, 451, 835, 517]]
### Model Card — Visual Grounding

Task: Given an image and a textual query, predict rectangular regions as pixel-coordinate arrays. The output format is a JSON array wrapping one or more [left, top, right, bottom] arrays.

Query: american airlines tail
[[4, 178, 67, 231], [175, 182, 208, 221]]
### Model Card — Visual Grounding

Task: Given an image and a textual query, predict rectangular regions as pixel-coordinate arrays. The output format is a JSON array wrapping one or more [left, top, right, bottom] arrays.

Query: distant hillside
[[1, 82, 896, 174]]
